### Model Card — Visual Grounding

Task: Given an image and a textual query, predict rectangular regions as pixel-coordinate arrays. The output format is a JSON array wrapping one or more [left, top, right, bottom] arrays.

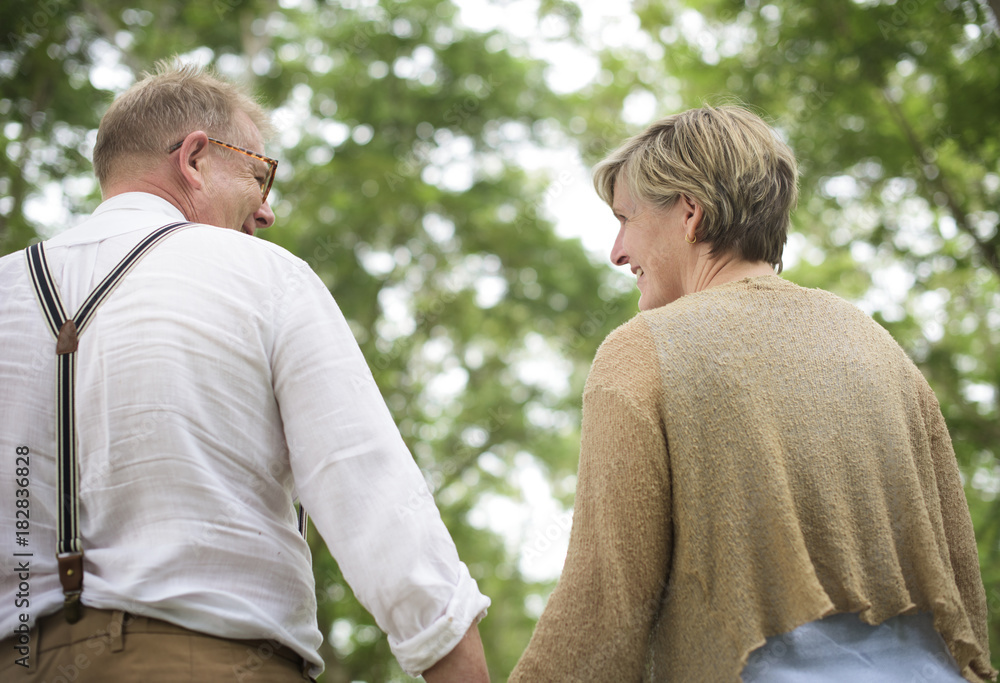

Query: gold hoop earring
[[685, 234, 697, 244]]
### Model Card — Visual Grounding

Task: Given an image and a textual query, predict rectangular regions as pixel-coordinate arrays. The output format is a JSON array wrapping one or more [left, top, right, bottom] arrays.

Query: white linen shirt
[[0, 193, 489, 677]]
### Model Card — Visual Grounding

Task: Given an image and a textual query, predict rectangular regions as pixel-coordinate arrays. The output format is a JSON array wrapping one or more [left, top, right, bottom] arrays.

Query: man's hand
[[422, 623, 489, 682]]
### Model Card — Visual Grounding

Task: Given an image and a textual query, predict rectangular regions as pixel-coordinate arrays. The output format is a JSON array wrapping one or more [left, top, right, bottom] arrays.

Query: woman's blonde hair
[[92, 60, 274, 187], [593, 105, 798, 271]]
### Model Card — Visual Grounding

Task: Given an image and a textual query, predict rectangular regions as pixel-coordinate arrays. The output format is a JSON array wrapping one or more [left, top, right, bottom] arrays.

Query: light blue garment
[[741, 612, 965, 682]]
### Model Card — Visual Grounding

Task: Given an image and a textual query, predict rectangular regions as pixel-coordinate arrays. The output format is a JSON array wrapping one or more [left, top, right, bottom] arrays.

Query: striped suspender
[[297, 504, 309, 543], [25, 221, 193, 623]]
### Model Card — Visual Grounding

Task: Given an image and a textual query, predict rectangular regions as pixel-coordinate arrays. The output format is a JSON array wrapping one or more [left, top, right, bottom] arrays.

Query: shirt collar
[[46, 193, 190, 247]]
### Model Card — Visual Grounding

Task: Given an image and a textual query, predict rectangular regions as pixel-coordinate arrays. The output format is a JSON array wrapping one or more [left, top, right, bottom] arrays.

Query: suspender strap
[[297, 503, 309, 542], [25, 221, 193, 623]]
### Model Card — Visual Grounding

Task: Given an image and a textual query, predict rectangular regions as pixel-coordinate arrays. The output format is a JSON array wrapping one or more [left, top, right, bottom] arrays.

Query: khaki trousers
[[0, 607, 314, 682]]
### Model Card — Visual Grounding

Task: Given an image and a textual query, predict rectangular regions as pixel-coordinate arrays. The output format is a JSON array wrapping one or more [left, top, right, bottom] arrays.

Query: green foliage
[[3, 0, 997, 677]]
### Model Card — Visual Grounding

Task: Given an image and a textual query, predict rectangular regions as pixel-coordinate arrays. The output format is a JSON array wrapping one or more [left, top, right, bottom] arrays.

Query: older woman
[[510, 106, 995, 682]]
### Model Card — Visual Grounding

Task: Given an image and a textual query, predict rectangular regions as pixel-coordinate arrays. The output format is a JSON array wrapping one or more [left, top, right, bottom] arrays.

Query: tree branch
[[881, 89, 1000, 278], [82, 1, 145, 76], [1, 70, 56, 251], [987, 0, 1000, 35]]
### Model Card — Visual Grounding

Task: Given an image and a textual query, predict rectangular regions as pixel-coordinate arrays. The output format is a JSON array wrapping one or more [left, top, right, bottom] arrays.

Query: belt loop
[[27, 619, 40, 675], [109, 610, 126, 653]]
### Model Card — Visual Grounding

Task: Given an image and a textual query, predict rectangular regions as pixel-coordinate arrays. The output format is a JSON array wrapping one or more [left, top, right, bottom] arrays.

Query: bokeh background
[[1, 0, 998, 679]]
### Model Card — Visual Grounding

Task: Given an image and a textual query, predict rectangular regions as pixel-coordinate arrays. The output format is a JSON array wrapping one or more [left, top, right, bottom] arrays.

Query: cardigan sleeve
[[921, 382, 997, 681], [510, 318, 671, 682]]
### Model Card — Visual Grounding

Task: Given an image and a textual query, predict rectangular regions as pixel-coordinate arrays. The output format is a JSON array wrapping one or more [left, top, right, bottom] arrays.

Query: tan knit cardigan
[[510, 276, 995, 682]]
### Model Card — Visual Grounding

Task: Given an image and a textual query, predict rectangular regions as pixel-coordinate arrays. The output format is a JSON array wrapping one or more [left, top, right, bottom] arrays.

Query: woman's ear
[[680, 194, 704, 239]]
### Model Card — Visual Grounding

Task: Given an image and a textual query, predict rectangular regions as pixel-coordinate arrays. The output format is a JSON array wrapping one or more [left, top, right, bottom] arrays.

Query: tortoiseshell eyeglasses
[[167, 137, 278, 204]]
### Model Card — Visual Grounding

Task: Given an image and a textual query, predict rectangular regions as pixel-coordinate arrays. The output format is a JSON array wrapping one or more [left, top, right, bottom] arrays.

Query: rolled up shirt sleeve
[[272, 263, 489, 675]]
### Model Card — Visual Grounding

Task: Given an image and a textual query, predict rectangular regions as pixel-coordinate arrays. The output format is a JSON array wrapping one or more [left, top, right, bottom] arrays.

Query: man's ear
[[173, 132, 212, 192]]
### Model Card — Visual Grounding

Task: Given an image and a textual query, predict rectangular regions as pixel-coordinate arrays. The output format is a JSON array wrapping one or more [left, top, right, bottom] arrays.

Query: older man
[[0, 63, 489, 682]]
